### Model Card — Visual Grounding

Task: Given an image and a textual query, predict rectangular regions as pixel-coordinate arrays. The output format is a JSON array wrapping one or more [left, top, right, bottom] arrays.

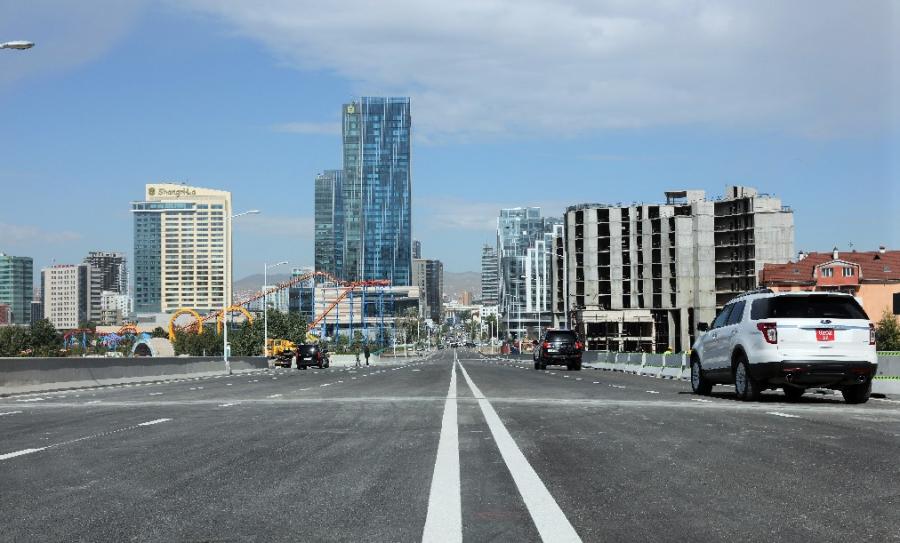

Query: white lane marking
[[226, 383, 233, 386], [320, 383, 332, 387], [267, 394, 283, 399], [610, 385, 625, 389], [86, 400, 102, 404], [767, 412, 800, 419], [189, 387, 197, 391], [422, 352, 461, 542], [691, 399, 712, 403], [219, 403, 235, 407], [0, 410, 24, 416], [137, 418, 172, 427], [457, 362, 582, 542], [148, 392, 163, 396], [299, 388, 310, 391], [15, 398, 45, 402], [0, 448, 47, 460], [645, 390, 660, 394], [592, 382, 600, 384], [196, 387, 204, 390]]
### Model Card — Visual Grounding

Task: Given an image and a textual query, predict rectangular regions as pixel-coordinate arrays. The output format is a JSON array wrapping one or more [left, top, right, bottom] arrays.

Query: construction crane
[[307, 280, 392, 331]]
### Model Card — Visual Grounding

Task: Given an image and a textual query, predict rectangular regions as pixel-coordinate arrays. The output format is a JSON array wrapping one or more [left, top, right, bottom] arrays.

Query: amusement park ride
[[167, 271, 392, 341]]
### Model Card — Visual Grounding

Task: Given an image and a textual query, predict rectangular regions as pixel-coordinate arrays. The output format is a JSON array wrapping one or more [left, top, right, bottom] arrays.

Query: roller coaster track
[[170, 271, 392, 336]]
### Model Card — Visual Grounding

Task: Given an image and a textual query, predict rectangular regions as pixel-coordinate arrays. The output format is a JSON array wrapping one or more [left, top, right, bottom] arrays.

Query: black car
[[293, 344, 330, 369], [533, 329, 584, 371]]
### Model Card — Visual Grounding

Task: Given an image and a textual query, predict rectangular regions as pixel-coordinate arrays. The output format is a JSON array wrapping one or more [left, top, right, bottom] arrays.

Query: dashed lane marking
[[148, 392, 163, 396], [645, 390, 660, 394], [767, 411, 800, 419], [15, 398, 45, 402], [0, 448, 46, 460], [267, 394, 283, 399], [691, 399, 712, 403], [0, 411, 23, 416], [137, 418, 172, 427]]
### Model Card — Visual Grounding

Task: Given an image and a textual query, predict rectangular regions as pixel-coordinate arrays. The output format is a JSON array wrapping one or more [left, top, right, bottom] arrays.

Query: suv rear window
[[751, 296, 869, 320], [545, 331, 577, 342]]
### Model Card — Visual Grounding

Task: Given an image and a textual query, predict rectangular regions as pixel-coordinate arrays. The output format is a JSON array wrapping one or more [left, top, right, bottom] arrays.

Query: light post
[[223, 209, 260, 374], [263, 260, 288, 358]]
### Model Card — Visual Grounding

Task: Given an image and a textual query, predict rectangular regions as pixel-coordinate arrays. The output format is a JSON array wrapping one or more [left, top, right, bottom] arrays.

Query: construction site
[[559, 186, 795, 353]]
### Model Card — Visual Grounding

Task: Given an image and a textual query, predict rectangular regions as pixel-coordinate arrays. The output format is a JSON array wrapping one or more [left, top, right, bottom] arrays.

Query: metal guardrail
[[584, 351, 900, 395]]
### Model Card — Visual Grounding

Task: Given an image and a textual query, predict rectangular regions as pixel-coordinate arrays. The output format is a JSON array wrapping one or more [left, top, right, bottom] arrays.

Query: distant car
[[690, 290, 877, 403], [464, 341, 476, 348], [290, 344, 330, 370], [533, 329, 584, 371]]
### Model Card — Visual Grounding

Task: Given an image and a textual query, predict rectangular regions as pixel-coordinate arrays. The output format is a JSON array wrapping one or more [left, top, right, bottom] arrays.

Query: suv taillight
[[542, 341, 550, 350], [575, 341, 584, 351], [757, 322, 778, 344], [870, 323, 876, 345]]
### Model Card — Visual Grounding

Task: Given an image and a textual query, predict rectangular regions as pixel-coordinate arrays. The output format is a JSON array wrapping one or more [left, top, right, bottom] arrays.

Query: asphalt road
[[2, 349, 899, 542]]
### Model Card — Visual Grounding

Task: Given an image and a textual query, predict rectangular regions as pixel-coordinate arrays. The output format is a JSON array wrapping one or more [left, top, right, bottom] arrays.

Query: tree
[[151, 327, 169, 339], [30, 319, 61, 357], [0, 326, 31, 357], [875, 310, 900, 351]]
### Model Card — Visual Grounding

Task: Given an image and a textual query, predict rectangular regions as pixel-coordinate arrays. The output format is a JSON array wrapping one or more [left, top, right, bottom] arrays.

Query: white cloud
[[174, 0, 898, 140], [0, 223, 82, 245], [417, 196, 569, 233], [270, 121, 340, 135], [0, 1, 145, 88]]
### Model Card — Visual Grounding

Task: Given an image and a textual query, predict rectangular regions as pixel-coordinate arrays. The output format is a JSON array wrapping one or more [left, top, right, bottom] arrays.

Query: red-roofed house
[[760, 247, 900, 322]]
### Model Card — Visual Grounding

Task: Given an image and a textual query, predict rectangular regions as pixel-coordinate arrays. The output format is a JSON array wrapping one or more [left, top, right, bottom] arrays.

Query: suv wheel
[[691, 358, 713, 396], [734, 357, 760, 401], [783, 386, 804, 402], [842, 382, 871, 404]]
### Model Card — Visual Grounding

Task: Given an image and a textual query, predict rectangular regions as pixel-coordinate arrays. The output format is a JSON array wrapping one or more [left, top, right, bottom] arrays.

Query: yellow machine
[[266, 338, 296, 358]]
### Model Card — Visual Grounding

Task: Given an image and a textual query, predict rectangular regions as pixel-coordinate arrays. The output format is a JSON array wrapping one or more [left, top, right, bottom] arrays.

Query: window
[[842, 267, 854, 277], [751, 295, 868, 320], [725, 300, 746, 326], [711, 304, 734, 328], [821, 267, 834, 278]]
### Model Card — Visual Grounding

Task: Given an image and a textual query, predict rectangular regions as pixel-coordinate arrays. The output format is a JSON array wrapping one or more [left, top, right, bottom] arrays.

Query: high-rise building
[[30, 300, 42, 324], [0, 304, 10, 325], [413, 258, 443, 322], [83, 251, 127, 295], [314, 170, 344, 278], [0, 253, 33, 325], [341, 97, 412, 285], [496, 208, 560, 338], [480, 245, 499, 306], [99, 290, 133, 325], [41, 264, 92, 330], [132, 184, 233, 314], [412, 240, 422, 260], [288, 266, 316, 320], [559, 186, 794, 352]]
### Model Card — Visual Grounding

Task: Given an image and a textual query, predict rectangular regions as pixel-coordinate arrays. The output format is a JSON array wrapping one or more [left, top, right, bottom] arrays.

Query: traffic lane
[[483, 398, 900, 542], [463, 357, 894, 411], [457, 393, 541, 542], [0, 404, 189, 458], [0, 354, 443, 406], [0, 398, 445, 542]]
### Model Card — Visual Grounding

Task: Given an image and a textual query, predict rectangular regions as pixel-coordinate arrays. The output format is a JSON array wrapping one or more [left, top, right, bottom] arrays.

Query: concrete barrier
[[584, 351, 900, 397], [0, 356, 268, 396]]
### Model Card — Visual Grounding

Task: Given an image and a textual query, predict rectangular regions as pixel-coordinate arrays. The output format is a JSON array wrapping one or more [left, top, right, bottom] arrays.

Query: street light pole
[[263, 260, 288, 358], [223, 209, 260, 374]]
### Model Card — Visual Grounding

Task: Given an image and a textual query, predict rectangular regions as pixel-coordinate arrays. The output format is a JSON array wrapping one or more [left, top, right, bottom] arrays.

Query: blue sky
[[1, 1, 897, 279]]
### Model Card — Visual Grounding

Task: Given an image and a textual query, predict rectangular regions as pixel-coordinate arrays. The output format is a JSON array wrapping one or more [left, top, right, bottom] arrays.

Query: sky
[[1, 0, 898, 280]]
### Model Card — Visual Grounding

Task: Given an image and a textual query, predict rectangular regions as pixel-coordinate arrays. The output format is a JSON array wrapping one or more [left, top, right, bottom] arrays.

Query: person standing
[[364, 344, 371, 366]]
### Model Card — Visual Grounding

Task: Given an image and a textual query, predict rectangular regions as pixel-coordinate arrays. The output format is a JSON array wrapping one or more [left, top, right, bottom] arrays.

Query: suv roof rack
[[728, 287, 773, 303]]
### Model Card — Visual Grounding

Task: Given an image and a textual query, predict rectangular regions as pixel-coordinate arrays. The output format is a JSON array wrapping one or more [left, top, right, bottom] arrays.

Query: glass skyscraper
[[341, 97, 412, 286], [0, 253, 34, 325], [314, 170, 344, 278]]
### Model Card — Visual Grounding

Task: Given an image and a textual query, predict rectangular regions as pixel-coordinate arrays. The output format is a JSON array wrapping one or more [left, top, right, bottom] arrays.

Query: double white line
[[422, 353, 582, 542]]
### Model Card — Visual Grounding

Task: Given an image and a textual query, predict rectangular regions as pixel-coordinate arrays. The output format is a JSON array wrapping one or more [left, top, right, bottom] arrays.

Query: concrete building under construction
[[557, 186, 794, 352]]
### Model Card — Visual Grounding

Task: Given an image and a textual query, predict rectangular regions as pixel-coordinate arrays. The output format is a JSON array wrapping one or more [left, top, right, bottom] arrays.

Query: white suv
[[690, 290, 877, 404]]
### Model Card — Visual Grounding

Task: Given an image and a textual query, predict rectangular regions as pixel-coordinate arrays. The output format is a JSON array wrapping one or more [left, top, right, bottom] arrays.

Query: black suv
[[294, 344, 330, 370], [533, 329, 584, 371]]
